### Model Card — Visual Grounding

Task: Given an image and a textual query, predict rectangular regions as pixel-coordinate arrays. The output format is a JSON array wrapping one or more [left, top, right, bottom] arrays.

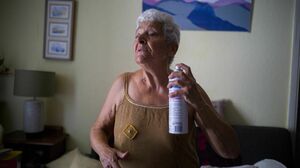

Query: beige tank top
[[114, 73, 199, 168]]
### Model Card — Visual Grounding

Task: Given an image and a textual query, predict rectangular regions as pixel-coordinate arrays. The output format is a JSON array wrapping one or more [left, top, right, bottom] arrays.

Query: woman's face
[[134, 21, 176, 66]]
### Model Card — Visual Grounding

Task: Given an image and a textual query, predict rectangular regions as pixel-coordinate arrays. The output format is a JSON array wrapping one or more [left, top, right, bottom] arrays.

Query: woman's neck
[[140, 67, 171, 92]]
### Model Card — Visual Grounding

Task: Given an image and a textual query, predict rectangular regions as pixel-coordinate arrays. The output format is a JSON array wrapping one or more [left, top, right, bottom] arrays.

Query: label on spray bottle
[[169, 66, 188, 134]]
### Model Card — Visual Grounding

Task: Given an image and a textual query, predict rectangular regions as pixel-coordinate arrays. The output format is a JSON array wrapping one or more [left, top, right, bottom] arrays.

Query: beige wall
[[0, 0, 295, 153]]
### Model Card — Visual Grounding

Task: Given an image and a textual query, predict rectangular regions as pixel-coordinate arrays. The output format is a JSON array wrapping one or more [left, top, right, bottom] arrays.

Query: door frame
[[288, 0, 300, 158]]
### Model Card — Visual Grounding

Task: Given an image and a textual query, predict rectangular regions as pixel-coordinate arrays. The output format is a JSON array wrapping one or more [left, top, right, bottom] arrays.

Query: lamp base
[[23, 99, 44, 133]]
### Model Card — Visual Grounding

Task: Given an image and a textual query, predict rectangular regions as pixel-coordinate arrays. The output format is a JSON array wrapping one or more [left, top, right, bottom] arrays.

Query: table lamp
[[13, 69, 55, 134]]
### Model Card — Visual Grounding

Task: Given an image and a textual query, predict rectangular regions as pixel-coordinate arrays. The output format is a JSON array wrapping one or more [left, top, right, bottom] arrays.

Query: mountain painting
[[142, 0, 253, 31]]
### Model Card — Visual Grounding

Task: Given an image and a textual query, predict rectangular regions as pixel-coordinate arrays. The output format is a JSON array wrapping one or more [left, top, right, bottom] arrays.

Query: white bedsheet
[[201, 159, 287, 168]]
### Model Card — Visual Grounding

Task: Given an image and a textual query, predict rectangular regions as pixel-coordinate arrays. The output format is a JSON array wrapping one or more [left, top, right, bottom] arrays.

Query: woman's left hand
[[167, 63, 202, 109]]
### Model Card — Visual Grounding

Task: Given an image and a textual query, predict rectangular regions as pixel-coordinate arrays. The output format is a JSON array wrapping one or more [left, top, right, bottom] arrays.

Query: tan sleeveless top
[[114, 73, 199, 168]]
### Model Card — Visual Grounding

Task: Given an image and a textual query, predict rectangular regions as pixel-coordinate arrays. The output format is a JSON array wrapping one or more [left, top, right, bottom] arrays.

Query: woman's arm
[[168, 63, 240, 159], [193, 85, 240, 159], [90, 73, 128, 168]]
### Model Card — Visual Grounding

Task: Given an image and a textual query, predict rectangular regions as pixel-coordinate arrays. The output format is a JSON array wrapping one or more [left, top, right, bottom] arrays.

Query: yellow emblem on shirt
[[123, 124, 138, 140]]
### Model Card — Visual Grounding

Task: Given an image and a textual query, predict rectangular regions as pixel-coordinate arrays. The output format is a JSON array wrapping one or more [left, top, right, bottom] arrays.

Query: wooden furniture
[[0, 150, 22, 168], [3, 125, 67, 168]]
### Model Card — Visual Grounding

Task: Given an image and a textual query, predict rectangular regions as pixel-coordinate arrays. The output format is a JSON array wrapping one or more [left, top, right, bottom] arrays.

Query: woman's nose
[[138, 35, 146, 44]]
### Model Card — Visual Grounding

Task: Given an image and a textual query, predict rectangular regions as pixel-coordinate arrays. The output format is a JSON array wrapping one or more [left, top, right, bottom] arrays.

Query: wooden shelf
[[3, 125, 67, 167]]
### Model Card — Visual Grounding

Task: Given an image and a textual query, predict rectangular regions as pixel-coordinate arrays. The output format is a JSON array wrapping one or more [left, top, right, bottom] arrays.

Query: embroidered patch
[[123, 124, 138, 140]]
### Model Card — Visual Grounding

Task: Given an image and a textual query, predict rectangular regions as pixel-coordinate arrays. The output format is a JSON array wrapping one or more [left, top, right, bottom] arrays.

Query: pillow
[[46, 148, 78, 168], [201, 165, 256, 168], [199, 159, 287, 168], [70, 149, 101, 168], [254, 159, 286, 168]]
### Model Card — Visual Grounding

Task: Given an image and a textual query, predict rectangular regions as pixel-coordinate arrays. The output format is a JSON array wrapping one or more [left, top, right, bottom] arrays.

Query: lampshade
[[14, 69, 55, 97], [13, 69, 55, 133]]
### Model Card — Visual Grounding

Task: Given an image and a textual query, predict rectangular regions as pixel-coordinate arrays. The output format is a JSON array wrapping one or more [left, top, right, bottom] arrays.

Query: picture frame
[[44, 0, 75, 60], [143, 0, 253, 31]]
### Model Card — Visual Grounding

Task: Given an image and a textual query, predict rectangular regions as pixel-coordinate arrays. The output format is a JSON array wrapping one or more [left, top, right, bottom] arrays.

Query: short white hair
[[136, 9, 180, 45]]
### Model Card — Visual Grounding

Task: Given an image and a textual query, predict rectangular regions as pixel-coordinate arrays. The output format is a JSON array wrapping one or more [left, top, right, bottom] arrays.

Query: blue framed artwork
[[143, 0, 253, 32], [44, 0, 75, 60]]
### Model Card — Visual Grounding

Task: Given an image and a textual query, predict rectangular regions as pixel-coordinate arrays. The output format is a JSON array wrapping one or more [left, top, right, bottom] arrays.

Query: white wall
[[0, 0, 295, 153]]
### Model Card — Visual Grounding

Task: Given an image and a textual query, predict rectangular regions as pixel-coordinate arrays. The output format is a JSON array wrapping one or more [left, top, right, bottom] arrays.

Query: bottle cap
[[175, 66, 182, 72]]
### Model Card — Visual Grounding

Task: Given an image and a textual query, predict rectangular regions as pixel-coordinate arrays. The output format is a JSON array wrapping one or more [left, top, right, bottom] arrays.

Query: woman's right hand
[[99, 146, 128, 168]]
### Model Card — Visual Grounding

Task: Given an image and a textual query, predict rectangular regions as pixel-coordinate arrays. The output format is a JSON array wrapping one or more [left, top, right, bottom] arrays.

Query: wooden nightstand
[[3, 125, 67, 168]]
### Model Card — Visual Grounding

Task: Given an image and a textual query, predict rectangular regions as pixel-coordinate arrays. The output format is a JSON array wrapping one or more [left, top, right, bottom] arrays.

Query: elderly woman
[[90, 9, 240, 168]]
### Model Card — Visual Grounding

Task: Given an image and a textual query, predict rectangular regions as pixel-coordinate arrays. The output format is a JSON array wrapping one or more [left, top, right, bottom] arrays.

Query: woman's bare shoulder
[[113, 71, 136, 86], [108, 73, 127, 97], [109, 72, 137, 96], [128, 70, 142, 82]]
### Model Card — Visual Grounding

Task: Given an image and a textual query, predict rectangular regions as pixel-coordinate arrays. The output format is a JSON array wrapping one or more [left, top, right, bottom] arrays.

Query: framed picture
[[143, 0, 253, 32], [48, 40, 68, 56], [44, 0, 75, 60], [49, 22, 69, 37]]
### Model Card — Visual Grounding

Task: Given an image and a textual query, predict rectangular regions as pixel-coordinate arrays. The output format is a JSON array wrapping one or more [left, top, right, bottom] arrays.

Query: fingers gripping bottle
[[169, 66, 188, 134]]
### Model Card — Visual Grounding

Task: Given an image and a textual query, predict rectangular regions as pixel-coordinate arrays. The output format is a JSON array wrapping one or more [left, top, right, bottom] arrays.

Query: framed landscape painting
[[143, 0, 253, 31]]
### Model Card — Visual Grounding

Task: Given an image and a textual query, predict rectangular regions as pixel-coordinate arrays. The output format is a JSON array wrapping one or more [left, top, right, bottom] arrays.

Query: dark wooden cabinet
[[3, 126, 67, 168]]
